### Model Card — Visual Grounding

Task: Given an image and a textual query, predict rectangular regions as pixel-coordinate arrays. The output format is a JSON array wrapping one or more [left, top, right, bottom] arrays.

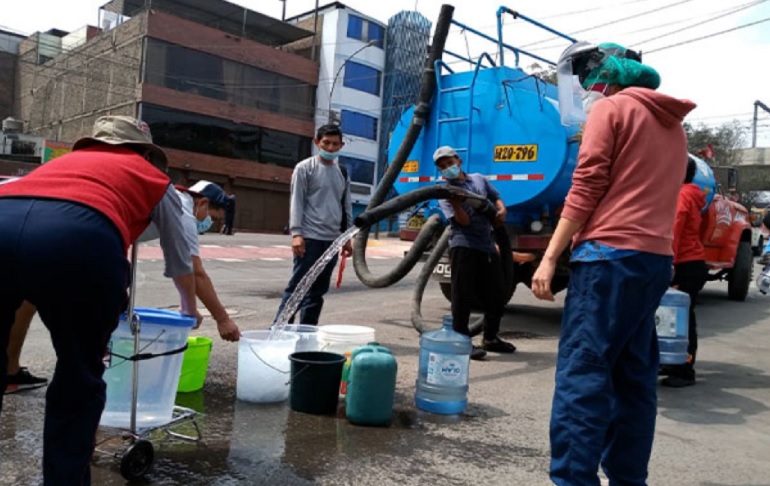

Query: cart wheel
[[120, 440, 154, 480]]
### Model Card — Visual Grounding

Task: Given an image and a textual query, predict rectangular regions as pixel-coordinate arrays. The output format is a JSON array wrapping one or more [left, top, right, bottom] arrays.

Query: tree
[[684, 120, 747, 167], [527, 62, 558, 85]]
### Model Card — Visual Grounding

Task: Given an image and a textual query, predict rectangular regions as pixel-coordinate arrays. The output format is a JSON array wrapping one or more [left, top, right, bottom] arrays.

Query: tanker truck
[[382, 8, 753, 311]]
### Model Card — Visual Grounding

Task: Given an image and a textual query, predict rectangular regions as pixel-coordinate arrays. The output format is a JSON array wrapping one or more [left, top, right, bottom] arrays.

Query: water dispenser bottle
[[756, 264, 770, 295], [415, 315, 472, 415], [656, 289, 691, 365]]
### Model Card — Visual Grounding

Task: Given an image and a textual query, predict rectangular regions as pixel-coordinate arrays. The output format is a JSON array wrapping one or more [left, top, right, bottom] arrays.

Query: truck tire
[[754, 235, 764, 257], [728, 241, 752, 301]]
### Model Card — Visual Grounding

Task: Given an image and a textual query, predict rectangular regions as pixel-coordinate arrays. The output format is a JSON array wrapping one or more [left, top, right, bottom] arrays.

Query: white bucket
[[236, 330, 299, 403], [280, 324, 321, 352], [317, 325, 376, 395]]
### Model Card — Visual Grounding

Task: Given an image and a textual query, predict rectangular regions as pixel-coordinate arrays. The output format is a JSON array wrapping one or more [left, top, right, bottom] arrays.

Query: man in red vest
[[0, 116, 201, 485]]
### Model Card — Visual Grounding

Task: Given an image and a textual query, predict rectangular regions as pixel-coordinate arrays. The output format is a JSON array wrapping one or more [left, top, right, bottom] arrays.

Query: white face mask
[[582, 91, 605, 116]]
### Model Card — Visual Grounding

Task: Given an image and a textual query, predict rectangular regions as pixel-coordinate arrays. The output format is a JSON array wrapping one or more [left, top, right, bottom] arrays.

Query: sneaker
[[5, 367, 48, 394], [482, 337, 517, 354], [470, 346, 487, 361], [661, 375, 696, 388]]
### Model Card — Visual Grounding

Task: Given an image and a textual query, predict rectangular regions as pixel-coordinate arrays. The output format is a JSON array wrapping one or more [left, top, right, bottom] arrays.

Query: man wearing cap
[[532, 43, 696, 484], [174, 180, 241, 341], [0, 115, 201, 484], [434, 146, 515, 360]]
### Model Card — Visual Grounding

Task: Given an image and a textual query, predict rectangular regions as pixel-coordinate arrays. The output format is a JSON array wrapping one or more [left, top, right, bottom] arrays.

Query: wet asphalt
[[2, 233, 770, 485]]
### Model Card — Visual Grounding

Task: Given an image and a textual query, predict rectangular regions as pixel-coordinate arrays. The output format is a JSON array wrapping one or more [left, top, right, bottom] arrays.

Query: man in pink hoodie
[[533, 42, 696, 485]]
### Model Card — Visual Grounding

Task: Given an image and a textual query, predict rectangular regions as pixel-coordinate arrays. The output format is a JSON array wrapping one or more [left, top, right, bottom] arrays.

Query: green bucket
[[177, 336, 213, 393]]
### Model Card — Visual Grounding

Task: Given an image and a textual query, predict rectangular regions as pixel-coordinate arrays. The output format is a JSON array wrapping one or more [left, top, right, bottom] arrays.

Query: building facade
[[0, 29, 25, 120], [16, 0, 318, 233], [290, 3, 386, 211]]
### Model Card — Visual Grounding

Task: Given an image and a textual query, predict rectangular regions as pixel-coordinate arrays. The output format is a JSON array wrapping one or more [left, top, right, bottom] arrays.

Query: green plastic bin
[[177, 336, 213, 393]]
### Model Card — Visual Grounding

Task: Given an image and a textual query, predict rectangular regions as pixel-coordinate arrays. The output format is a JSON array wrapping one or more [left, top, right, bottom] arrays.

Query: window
[[368, 23, 385, 49], [343, 62, 381, 96], [144, 39, 316, 121], [339, 156, 376, 185], [347, 15, 363, 40], [346, 14, 384, 49], [140, 104, 312, 168], [340, 110, 378, 141]]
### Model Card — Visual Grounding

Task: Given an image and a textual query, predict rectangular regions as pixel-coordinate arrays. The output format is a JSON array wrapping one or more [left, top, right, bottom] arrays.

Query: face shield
[[556, 41, 604, 126]]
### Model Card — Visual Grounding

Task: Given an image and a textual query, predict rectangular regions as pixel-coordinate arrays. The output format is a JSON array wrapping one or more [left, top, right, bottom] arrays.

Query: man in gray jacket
[[274, 124, 353, 325]]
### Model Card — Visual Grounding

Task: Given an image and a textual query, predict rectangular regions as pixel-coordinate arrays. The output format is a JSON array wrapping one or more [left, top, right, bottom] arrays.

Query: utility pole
[[279, 0, 287, 21], [752, 100, 770, 148], [310, 0, 320, 61]]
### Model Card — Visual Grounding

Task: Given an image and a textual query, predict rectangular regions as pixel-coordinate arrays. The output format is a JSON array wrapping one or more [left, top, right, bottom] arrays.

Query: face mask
[[441, 164, 461, 180], [318, 149, 339, 161], [583, 90, 605, 115], [197, 215, 213, 233]]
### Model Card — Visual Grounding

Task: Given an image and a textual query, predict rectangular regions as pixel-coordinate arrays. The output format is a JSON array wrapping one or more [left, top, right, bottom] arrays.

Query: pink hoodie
[[562, 87, 697, 256]]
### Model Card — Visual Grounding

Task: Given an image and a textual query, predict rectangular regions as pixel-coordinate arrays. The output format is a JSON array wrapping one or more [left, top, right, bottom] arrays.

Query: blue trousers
[[0, 199, 129, 485], [550, 253, 672, 486], [275, 238, 338, 325]]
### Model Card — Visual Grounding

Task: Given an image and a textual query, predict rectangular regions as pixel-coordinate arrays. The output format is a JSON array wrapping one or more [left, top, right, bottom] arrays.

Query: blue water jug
[[345, 343, 398, 426], [656, 289, 690, 365], [415, 315, 472, 415]]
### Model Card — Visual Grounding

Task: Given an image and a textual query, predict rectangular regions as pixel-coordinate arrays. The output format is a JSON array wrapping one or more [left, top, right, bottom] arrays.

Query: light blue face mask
[[441, 164, 461, 180], [318, 149, 339, 161], [197, 215, 213, 233]]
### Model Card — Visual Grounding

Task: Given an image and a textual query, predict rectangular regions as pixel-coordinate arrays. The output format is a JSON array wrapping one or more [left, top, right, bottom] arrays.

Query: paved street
[[2, 232, 770, 485]]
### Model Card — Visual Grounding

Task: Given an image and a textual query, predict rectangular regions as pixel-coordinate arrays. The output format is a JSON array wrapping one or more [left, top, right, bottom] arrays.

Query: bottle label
[[655, 306, 677, 338], [427, 352, 469, 386]]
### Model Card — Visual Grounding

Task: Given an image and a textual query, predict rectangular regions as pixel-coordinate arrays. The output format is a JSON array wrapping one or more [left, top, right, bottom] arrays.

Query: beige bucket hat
[[72, 115, 167, 166]]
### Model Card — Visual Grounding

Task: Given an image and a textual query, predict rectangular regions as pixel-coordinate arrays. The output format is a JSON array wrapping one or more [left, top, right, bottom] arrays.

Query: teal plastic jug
[[345, 342, 397, 427]]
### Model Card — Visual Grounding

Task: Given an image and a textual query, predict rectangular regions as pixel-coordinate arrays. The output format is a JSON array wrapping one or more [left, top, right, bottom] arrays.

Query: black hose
[[411, 225, 450, 334], [353, 4, 455, 289]]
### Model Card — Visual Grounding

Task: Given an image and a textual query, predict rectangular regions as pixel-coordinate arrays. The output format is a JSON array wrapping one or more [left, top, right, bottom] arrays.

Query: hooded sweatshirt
[[562, 87, 697, 256], [672, 183, 706, 264]]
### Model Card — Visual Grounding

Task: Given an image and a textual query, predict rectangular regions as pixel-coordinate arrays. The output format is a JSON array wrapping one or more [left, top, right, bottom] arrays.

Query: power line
[[632, 0, 768, 46], [646, 15, 770, 53]]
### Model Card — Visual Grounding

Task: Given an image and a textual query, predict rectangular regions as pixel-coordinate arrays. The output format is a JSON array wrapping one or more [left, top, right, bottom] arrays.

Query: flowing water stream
[[270, 227, 361, 338]]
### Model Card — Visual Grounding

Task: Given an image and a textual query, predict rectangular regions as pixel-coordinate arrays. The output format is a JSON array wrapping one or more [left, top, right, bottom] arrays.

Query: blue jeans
[[275, 238, 338, 325], [550, 253, 672, 486], [0, 199, 129, 485]]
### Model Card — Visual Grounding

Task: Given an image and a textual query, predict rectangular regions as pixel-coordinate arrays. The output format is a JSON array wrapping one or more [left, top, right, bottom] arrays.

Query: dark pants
[[669, 260, 708, 378], [223, 205, 235, 235], [0, 199, 129, 486], [550, 253, 672, 486], [449, 246, 506, 341], [275, 238, 338, 325]]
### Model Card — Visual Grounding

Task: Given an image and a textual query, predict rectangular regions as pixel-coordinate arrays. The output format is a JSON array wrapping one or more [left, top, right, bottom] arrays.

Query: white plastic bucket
[[100, 308, 195, 429], [280, 324, 321, 352], [236, 330, 299, 403], [317, 325, 376, 395]]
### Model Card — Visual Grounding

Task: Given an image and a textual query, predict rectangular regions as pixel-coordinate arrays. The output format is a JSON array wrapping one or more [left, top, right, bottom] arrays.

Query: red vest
[[0, 146, 170, 248]]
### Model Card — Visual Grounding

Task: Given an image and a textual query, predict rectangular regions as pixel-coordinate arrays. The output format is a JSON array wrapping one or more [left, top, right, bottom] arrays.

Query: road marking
[[215, 258, 246, 263], [240, 245, 259, 248], [272, 245, 291, 249], [202, 244, 223, 248], [369, 256, 389, 260], [260, 257, 285, 262]]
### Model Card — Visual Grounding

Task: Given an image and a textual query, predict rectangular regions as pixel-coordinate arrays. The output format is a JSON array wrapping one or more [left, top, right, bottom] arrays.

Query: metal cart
[[94, 243, 203, 480]]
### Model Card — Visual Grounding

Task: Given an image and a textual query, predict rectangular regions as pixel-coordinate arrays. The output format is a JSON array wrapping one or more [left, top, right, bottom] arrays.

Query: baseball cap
[[72, 115, 167, 167], [188, 180, 229, 209], [433, 146, 458, 163]]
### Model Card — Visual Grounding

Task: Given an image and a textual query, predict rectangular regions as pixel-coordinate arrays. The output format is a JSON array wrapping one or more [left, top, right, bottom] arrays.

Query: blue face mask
[[441, 164, 461, 180], [318, 149, 339, 161], [197, 215, 213, 233]]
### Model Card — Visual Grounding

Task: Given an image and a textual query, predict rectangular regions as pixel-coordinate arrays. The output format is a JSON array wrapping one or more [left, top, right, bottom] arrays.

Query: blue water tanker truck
[[352, 6, 752, 334]]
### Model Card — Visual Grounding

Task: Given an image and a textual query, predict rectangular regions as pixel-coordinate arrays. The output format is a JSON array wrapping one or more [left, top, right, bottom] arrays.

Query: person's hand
[[184, 309, 204, 329], [532, 258, 557, 301], [495, 206, 507, 226], [341, 240, 353, 258], [449, 193, 466, 204], [292, 235, 305, 258], [217, 317, 241, 342]]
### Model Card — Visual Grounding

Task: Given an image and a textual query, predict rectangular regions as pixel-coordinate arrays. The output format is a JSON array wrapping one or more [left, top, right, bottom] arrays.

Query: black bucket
[[289, 351, 346, 415]]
